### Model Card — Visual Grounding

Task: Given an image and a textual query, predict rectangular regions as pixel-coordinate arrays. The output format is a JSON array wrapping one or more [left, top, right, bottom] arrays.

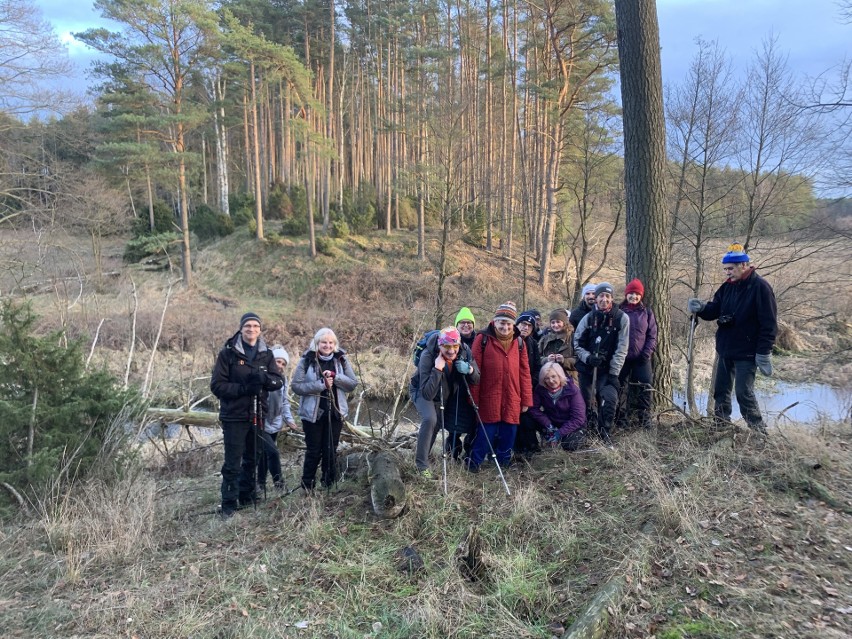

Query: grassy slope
[[1, 422, 850, 638], [1, 229, 850, 638]]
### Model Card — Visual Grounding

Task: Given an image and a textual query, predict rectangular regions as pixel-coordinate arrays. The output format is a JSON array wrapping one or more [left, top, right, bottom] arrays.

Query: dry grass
[[0, 417, 850, 638]]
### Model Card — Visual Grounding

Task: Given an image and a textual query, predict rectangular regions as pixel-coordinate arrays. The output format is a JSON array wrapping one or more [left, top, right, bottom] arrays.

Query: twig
[[142, 278, 180, 399], [0, 481, 28, 514], [124, 277, 138, 390], [86, 318, 107, 370]]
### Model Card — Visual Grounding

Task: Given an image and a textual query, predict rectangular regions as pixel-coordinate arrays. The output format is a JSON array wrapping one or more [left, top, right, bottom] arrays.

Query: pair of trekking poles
[[437, 377, 511, 497]]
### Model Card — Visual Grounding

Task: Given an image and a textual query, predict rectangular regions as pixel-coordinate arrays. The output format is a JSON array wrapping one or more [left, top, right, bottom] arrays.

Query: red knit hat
[[624, 278, 644, 297]]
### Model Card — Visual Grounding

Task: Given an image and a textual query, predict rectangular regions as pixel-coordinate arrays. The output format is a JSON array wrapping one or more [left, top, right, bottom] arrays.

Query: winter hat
[[721, 243, 750, 264], [624, 278, 645, 297], [516, 311, 537, 327], [272, 347, 289, 365], [594, 282, 614, 298], [240, 311, 262, 328], [493, 301, 518, 322], [528, 309, 542, 324], [581, 283, 597, 298], [455, 307, 476, 328], [549, 308, 569, 324], [438, 327, 461, 346]]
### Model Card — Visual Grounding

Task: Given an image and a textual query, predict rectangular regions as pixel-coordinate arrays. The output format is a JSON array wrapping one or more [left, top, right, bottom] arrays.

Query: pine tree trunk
[[615, 0, 672, 402]]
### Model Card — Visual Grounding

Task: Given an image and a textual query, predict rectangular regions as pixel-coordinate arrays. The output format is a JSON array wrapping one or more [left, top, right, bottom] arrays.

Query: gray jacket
[[573, 308, 630, 377], [291, 350, 359, 423]]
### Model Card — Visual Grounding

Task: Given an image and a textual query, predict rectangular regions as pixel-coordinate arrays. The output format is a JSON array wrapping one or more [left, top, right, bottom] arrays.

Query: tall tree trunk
[[615, 0, 672, 401], [250, 60, 264, 239]]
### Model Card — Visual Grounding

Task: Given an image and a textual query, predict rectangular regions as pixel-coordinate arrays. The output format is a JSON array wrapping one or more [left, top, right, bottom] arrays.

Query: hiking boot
[[748, 422, 768, 435], [597, 428, 614, 447], [418, 468, 438, 480], [217, 504, 237, 520]]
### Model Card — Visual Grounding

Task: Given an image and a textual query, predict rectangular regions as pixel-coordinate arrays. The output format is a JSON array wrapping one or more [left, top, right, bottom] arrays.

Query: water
[[674, 382, 850, 425]]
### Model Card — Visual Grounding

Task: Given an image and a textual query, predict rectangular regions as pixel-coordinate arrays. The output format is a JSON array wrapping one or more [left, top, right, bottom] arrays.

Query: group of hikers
[[210, 243, 777, 517]]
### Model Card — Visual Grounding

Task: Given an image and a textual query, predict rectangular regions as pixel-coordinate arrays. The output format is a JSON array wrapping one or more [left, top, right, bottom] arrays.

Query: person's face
[[626, 292, 642, 305], [317, 336, 336, 356], [275, 357, 288, 372], [596, 292, 613, 311], [542, 369, 564, 391], [723, 262, 749, 282], [584, 290, 596, 305], [439, 342, 460, 362], [457, 320, 474, 337], [241, 320, 261, 345], [550, 319, 565, 333], [494, 319, 514, 337], [517, 321, 533, 337]]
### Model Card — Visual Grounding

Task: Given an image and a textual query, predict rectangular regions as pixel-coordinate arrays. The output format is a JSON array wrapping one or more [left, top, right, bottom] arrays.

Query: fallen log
[[145, 408, 220, 427], [367, 451, 407, 518], [563, 576, 627, 639]]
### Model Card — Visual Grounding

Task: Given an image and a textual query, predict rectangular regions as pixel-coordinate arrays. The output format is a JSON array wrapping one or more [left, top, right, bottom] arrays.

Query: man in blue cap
[[688, 244, 778, 433]]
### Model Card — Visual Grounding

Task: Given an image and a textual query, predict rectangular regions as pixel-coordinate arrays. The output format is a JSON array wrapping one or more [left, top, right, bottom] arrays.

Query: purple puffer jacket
[[527, 379, 587, 437], [620, 302, 658, 361]]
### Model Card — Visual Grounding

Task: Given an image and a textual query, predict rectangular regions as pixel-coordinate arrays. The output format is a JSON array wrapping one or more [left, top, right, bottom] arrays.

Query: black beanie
[[240, 311, 262, 328]]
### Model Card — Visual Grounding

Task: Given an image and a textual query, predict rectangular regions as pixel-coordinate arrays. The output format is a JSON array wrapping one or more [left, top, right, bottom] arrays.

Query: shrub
[[0, 301, 141, 501], [331, 219, 350, 239], [315, 236, 337, 256], [267, 181, 293, 220], [189, 204, 234, 240], [130, 201, 176, 238], [123, 231, 181, 263]]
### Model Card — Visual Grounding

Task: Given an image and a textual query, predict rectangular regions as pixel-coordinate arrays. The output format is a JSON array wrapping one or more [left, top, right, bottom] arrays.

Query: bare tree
[[0, 0, 75, 122]]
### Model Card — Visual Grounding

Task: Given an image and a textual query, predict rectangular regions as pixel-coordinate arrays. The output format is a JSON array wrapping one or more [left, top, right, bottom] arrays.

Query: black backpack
[[412, 330, 440, 366]]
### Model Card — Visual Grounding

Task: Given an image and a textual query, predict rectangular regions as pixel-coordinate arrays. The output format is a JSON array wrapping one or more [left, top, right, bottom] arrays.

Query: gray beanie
[[594, 282, 614, 297], [239, 311, 262, 328]]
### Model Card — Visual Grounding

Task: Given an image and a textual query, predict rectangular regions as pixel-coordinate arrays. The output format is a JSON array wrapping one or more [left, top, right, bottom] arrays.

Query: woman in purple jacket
[[527, 362, 587, 451], [617, 279, 658, 429]]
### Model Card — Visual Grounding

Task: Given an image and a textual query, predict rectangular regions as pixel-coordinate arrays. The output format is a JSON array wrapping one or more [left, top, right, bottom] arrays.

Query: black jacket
[[698, 268, 777, 359], [569, 300, 595, 329], [210, 332, 284, 422]]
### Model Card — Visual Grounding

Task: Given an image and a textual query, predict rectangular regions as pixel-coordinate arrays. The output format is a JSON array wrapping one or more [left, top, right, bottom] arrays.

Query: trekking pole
[[685, 313, 698, 415], [324, 369, 338, 495], [252, 393, 262, 510], [440, 382, 448, 496], [462, 377, 511, 496]]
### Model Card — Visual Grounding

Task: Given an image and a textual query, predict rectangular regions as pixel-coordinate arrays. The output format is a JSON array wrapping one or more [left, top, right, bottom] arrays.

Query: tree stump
[[456, 525, 486, 582], [367, 451, 407, 518]]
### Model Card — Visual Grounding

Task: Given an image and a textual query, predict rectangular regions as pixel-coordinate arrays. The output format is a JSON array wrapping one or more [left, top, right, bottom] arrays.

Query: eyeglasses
[[458, 321, 474, 327]]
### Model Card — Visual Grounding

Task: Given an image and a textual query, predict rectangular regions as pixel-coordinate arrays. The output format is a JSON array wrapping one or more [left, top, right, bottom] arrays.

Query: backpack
[[412, 330, 440, 367]]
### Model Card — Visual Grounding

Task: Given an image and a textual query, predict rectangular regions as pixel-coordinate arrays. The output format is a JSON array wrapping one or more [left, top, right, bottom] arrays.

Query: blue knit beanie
[[721, 243, 750, 264]]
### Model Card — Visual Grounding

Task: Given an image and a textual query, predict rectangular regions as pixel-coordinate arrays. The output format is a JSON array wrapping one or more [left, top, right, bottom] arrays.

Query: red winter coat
[[470, 324, 533, 424]]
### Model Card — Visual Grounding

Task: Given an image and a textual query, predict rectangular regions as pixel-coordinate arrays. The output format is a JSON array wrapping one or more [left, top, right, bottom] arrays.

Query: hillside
[[0, 227, 850, 638]]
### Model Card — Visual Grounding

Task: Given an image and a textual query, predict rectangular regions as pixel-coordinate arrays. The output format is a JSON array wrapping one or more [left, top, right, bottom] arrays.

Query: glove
[[241, 384, 262, 397], [245, 371, 267, 387], [544, 426, 560, 448], [454, 360, 472, 375], [588, 354, 604, 368], [607, 374, 621, 391], [755, 353, 773, 376], [687, 298, 706, 314]]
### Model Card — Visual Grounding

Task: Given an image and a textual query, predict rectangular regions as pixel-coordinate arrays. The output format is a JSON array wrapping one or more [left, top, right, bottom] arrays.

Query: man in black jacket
[[688, 244, 777, 433], [569, 283, 598, 329], [211, 312, 284, 517]]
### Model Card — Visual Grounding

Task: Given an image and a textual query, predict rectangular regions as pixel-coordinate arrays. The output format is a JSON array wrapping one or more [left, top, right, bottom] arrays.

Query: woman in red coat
[[468, 301, 533, 470]]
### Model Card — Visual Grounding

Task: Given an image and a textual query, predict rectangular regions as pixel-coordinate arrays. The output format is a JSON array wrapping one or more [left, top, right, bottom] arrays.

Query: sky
[[32, 0, 852, 98]]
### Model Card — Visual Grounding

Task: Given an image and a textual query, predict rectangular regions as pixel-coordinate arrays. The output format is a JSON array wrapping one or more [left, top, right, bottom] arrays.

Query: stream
[[674, 381, 850, 425]]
